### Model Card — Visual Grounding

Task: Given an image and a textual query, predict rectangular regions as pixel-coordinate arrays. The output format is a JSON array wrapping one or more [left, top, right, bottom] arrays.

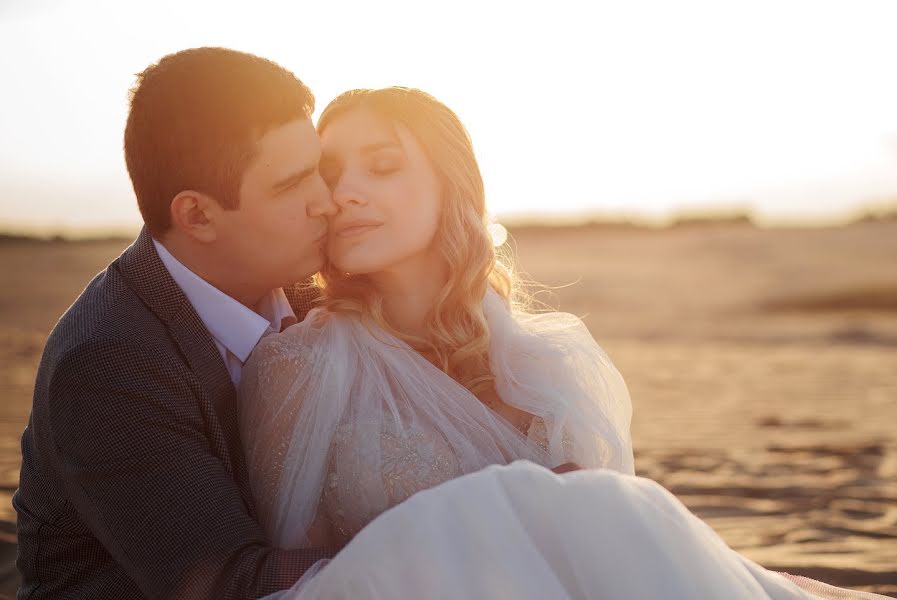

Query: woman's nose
[[332, 179, 368, 208]]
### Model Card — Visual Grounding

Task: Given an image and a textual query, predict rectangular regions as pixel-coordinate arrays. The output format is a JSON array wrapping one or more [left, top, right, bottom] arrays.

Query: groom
[[14, 48, 341, 598]]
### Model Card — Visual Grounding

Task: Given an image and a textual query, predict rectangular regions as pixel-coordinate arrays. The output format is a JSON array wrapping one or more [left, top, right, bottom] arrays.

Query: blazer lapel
[[115, 228, 256, 512]]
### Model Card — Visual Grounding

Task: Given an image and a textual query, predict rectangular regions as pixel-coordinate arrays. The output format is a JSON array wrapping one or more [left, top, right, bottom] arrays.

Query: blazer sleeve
[[43, 337, 342, 599]]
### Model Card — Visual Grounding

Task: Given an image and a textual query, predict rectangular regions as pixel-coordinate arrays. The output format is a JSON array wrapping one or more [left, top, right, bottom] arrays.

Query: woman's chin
[[327, 252, 380, 276], [332, 263, 377, 276]]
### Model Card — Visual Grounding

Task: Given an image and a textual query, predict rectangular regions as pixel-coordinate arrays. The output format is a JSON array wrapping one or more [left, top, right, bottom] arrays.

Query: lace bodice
[[321, 418, 462, 541], [318, 414, 554, 543]]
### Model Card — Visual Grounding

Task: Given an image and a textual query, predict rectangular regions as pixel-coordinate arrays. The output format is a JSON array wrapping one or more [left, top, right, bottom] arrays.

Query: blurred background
[[1, 0, 895, 596]]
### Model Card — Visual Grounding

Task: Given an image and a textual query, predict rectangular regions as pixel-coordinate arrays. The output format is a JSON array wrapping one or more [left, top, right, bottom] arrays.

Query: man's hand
[[550, 462, 583, 475]]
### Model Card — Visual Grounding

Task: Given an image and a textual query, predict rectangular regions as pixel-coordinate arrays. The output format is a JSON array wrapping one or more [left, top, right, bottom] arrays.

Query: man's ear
[[169, 191, 220, 243]]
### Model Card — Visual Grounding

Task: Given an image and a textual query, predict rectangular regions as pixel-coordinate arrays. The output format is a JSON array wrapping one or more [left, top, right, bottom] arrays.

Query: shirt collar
[[152, 239, 296, 363]]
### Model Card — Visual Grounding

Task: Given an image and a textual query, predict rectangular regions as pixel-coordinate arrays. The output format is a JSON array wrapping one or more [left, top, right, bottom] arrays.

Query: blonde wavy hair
[[315, 87, 520, 396]]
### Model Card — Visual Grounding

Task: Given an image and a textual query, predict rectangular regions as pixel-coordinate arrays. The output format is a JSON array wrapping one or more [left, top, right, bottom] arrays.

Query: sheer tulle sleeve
[[239, 315, 350, 548], [486, 291, 635, 475]]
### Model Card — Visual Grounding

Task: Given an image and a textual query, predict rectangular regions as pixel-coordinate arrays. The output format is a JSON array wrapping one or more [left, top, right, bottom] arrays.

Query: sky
[[1, 0, 897, 235]]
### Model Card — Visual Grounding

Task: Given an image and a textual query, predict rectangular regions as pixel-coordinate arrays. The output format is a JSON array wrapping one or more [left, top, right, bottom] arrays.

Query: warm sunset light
[[3, 3, 897, 597], [2, 0, 897, 236]]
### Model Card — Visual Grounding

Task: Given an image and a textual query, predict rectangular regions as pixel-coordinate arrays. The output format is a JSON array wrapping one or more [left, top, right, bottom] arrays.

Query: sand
[[1, 220, 895, 596]]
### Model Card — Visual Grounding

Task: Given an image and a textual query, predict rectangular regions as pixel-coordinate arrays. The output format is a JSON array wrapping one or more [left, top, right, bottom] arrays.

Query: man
[[14, 47, 340, 599]]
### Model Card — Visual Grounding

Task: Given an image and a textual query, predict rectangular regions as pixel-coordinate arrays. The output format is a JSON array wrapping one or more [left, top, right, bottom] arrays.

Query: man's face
[[214, 118, 335, 292]]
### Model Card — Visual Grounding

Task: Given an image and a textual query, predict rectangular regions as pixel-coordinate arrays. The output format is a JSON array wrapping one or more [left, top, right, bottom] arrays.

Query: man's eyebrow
[[271, 165, 317, 191]]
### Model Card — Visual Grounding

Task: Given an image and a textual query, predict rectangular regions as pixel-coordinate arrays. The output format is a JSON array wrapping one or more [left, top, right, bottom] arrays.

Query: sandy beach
[[1, 219, 895, 597]]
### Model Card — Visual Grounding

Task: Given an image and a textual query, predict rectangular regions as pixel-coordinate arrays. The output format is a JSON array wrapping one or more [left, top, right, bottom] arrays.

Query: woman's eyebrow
[[360, 141, 403, 156]]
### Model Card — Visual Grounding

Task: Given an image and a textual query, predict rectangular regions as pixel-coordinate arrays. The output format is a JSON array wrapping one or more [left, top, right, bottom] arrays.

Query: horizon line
[[2, 205, 896, 242]]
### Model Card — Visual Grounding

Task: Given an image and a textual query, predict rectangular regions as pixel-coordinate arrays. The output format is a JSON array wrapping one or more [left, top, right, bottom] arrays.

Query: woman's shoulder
[[486, 290, 593, 345], [240, 309, 363, 402], [250, 307, 369, 364]]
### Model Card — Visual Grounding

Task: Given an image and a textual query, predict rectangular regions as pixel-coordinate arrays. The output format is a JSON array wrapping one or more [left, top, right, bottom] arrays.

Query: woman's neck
[[372, 252, 447, 339]]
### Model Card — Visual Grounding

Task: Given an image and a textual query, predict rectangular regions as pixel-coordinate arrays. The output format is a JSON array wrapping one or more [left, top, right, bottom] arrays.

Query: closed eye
[[370, 163, 400, 176], [368, 151, 403, 176], [271, 165, 317, 193]]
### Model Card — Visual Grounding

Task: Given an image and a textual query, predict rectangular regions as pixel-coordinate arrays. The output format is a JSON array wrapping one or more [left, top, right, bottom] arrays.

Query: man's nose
[[332, 179, 368, 208], [307, 180, 338, 218]]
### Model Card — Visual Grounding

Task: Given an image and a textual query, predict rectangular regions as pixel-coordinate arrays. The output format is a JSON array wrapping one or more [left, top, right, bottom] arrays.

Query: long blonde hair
[[316, 87, 518, 396]]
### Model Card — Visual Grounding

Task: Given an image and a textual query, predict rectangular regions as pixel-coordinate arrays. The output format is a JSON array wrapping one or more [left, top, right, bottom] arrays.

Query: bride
[[239, 87, 887, 599]]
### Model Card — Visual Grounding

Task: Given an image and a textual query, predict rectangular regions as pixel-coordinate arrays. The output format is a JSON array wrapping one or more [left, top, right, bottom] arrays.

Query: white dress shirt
[[152, 239, 296, 386]]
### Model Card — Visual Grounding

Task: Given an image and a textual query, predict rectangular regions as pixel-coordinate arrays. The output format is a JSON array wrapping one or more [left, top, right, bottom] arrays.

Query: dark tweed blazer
[[14, 228, 341, 599]]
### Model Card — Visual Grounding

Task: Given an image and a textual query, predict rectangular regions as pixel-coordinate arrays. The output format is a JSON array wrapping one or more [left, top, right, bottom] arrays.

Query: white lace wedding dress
[[239, 290, 887, 599]]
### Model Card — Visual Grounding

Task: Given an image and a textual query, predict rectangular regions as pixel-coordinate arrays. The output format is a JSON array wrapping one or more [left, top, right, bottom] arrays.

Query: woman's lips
[[336, 224, 381, 238]]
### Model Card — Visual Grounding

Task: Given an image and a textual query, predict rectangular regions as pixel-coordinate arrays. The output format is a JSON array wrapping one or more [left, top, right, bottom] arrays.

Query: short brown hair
[[124, 47, 314, 236]]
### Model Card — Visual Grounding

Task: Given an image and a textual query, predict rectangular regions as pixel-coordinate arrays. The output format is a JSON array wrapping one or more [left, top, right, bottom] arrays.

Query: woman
[[240, 87, 886, 599]]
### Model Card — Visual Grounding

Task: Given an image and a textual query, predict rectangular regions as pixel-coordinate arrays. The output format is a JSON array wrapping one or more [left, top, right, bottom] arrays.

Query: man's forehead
[[256, 118, 319, 155], [246, 119, 320, 178]]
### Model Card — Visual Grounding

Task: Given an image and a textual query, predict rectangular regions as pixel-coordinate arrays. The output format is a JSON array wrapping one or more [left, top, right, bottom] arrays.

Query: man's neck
[[156, 235, 267, 309]]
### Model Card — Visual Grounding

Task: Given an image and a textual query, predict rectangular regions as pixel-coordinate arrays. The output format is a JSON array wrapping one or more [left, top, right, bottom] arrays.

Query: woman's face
[[319, 108, 442, 275]]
